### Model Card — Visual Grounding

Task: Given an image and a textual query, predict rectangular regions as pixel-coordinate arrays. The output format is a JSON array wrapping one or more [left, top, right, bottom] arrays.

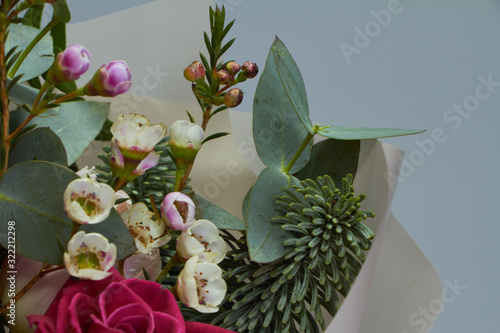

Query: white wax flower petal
[[111, 113, 167, 152], [76, 166, 98, 182], [63, 178, 116, 224], [63, 231, 117, 280], [176, 219, 227, 263], [176, 256, 227, 313], [121, 202, 171, 254]]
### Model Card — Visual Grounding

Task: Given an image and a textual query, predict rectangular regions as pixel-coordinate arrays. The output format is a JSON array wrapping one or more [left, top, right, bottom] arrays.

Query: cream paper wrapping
[[68, 1, 442, 332]]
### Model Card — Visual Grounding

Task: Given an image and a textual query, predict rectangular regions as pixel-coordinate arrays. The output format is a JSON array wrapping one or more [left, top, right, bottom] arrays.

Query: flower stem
[[0, 264, 64, 315], [283, 127, 318, 174], [155, 253, 181, 283], [53, 87, 85, 104], [8, 16, 59, 78], [0, 18, 10, 176], [5, 113, 34, 143], [31, 80, 51, 113]]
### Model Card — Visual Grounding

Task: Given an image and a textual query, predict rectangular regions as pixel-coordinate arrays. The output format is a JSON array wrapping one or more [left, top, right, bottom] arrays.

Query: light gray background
[[67, 1, 500, 332]]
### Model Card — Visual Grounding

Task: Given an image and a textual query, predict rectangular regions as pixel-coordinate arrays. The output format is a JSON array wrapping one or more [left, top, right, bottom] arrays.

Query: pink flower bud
[[160, 192, 196, 231], [224, 88, 243, 108], [46, 44, 91, 84], [224, 61, 241, 75], [84, 60, 132, 97], [183, 61, 205, 82], [215, 69, 232, 84], [241, 61, 259, 79]]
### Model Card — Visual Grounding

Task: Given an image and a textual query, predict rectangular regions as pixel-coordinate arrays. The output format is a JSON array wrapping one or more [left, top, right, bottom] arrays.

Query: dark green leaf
[[9, 127, 67, 167], [52, 0, 71, 23], [5, 24, 54, 81], [246, 167, 299, 263], [186, 110, 196, 123], [196, 195, 245, 231], [55, 80, 77, 94], [94, 118, 113, 141], [142, 268, 151, 281], [50, 21, 66, 55], [202, 132, 230, 144], [293, 139, 360, 185], [0, 161, 135, 264], [218, 38, 235, 58], [317, 126, 425, 140], [211, 105, 228, 117], [23, 6, 44, 29], [253, 40, 313, 173]]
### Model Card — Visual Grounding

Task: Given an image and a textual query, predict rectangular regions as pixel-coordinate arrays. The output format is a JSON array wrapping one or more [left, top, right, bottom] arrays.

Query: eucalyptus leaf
[[52, 0, 71, 23], [8, 79, 38, 106], [294, 139, 360, 185], [5, 24, 54, 81], [246, 167, 299, 263], [0, 161, 135, 264], [21, 101, 109, 165], [317, 126, 425, 140], [271, 37, 313, 133], [196, 195, 245, 231], [253, 39, 312, 173], [9, 127, 67, 167]]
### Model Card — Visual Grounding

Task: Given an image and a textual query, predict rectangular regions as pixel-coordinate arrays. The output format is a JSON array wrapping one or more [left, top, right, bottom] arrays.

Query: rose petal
[[122, 279, 182, 319], [98, 282, 150, 320], [152, 312, 185, 333], [106, 303, 153, 333], [29, 315, 56, 333]]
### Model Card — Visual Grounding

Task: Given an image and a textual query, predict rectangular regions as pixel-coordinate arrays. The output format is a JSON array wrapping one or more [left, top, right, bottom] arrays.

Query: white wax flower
[[111, 113, 167, 156], [121, 202, 171, 254], [63, 231, 117, 280], [176, 255, 227, 313], [110, 139, 160, 178], [168, 120, 204, 160], [176, 219, 227, 264], [63, 178, 116, 224]]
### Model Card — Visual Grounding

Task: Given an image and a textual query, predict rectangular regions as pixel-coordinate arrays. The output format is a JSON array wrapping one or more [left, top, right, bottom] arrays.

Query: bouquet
[[0, 2, 426, 332]]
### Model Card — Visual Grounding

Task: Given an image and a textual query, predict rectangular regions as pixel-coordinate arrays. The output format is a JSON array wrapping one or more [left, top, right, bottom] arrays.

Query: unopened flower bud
[[224, 61, 240, 75], [215, 69, 232, 85], [224, 88, 243, 108], [161, 192, 196, 231], [46, 44, 91, 84], [241, 61, 259, 79], [184, 61, 205, 82], [169, 120, 204, 161], [84, 60, 132, 97]]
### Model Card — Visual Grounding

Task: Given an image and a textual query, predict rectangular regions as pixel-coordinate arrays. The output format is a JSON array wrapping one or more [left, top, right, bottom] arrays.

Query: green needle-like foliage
[[187, 174, 375, 332]]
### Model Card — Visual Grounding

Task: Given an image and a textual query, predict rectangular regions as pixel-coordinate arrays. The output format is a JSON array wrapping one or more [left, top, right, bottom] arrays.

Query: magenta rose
[[28, 268, 234, 333], [84, 60, 132, 97]]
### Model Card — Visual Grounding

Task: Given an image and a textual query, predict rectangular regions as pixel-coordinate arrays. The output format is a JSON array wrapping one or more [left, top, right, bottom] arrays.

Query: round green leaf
[[294, 139, 360, 185], [246, 167, 299, 263], [0, 161, 135, 265], [25, 101, 109, 165], [9, 128, 68, 167], [5, 24, 54, 81]]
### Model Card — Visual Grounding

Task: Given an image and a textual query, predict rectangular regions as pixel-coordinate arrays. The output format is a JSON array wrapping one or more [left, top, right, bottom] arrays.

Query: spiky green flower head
[[273, 174, 375, 286]]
